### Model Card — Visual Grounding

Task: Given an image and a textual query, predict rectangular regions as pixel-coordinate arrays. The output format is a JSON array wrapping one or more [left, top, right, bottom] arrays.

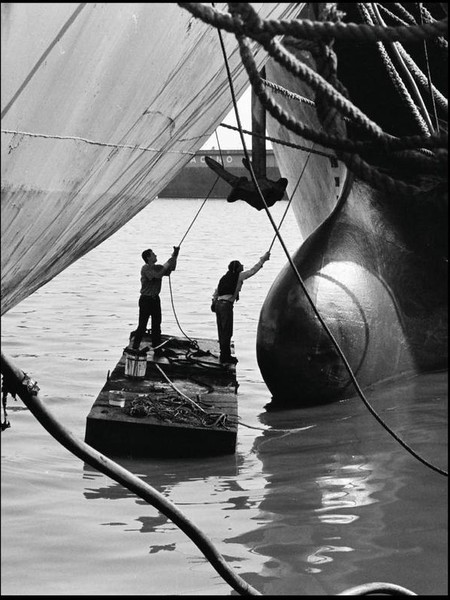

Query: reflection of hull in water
[[257, 4, 448, 407], [0, 3, 298, 315]]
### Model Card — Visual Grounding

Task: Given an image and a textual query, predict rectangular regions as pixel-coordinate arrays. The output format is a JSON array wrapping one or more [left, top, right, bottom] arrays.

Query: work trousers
[[215, 300, 234, 359], [132, 295, 162, 349]]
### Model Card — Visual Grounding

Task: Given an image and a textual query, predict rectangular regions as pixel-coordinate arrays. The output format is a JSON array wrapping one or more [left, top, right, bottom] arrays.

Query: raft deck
[[84, 333, 238, 457]]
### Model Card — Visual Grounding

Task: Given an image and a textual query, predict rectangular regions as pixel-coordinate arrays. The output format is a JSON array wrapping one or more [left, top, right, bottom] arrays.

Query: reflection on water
[[240, 375, 448, 595], [1, 200, 447, 596]]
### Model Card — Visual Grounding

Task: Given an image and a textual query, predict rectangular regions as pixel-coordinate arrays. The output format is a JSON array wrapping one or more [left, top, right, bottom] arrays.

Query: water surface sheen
[[1, 199, 447, 595]]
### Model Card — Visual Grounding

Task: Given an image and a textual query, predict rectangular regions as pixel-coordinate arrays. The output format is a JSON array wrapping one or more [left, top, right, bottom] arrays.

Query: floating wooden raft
[[85, 333, 238, 457]]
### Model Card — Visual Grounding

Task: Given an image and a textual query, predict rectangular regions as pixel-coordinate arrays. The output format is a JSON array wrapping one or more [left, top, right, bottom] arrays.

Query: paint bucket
[[124, 350, 147, 379], [108, 390, 126, 408]]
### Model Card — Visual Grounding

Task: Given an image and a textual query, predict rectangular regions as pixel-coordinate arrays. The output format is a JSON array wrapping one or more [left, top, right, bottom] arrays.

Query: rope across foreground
[[0, 352, 419, 596]]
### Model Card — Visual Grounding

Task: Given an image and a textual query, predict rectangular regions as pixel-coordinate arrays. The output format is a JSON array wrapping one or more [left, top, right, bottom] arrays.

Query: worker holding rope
[[212, 251, 270, 364], [130, 246, 180, 355]]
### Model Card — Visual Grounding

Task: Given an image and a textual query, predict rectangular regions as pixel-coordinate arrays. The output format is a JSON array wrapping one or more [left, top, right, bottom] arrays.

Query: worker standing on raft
[[212, 251, 270, 364], [130, 246, 180, 354]]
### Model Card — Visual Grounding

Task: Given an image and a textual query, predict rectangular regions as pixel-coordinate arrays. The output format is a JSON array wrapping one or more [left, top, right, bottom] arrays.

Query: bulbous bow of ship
[[257, 180, 448, 408]]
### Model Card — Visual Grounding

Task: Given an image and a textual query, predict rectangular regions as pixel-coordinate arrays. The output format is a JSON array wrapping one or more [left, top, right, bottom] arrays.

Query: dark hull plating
[[257, 179, 448, 407], [257, 2, 447, 408]]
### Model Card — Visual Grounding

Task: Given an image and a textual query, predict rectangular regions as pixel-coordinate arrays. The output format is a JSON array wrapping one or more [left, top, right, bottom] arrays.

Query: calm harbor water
[[1, 198, 447, 596]]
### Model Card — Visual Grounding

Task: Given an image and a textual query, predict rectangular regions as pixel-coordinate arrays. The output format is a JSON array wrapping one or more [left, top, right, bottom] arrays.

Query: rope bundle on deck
[[124, 384, 231, 430]]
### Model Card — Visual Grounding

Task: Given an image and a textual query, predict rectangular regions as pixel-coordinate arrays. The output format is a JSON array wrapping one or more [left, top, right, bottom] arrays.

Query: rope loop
[[179, 3, 447, 197], [228, 2, 263, 34], [237, 33, 442, 196], [178, 3, 448, 44]]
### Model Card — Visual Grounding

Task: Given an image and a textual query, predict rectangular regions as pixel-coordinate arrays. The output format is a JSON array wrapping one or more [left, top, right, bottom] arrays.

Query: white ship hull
[[1, 2, 299, 314]]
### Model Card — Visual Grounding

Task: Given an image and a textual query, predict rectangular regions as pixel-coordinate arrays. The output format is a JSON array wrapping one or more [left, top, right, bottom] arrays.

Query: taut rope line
[[220, 122, 337, 159], [1, 129, 194, 156], [212, 4, 447, 478], [418, 3, 441, 130]]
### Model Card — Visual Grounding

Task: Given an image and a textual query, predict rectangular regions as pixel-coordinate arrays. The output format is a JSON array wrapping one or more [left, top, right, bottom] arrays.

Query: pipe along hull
[[257, 179, 448, 408]]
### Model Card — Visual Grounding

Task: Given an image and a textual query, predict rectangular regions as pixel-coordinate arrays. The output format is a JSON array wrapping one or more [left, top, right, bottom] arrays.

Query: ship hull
[[258, 4, 447, 407], [257, 179, 448, 407], [1, 3, 299, 315]]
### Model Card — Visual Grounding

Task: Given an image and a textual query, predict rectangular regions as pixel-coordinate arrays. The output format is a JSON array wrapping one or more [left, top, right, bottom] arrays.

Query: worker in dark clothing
[[130, 246, 179, 353], [212, 251, 270, 364]]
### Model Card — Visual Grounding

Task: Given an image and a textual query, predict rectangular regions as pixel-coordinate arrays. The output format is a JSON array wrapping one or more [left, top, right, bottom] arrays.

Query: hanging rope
[[222, 121, 442, 177], [170, 132, 224, 344], [242, 32, 445, 163], [261, 78, 317, 107], [361, 3, 433, 135], [208, 3, 447, 478], [176, 176, 219, 247], [418, 3, 441, 130], [167, 274, 200, 347], [394, 44, 448, 113]]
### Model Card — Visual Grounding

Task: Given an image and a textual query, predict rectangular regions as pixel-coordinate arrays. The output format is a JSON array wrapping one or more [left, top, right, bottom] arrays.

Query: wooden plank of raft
[[84, 334, 238, 457]]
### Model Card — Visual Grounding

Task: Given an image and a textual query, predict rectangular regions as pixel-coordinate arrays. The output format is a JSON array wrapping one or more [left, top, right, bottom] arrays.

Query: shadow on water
[[82, 452, 239, 497]]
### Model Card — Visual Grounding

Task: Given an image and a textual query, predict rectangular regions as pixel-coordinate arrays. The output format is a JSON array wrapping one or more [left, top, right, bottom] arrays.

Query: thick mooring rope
[[178, 2, 447, 44], [0, 352, 261, 596], [180, 2, 447, 200], [234, 34, 446, 157], [360, 3, 433, 135], [234, 32, 444, 196]]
